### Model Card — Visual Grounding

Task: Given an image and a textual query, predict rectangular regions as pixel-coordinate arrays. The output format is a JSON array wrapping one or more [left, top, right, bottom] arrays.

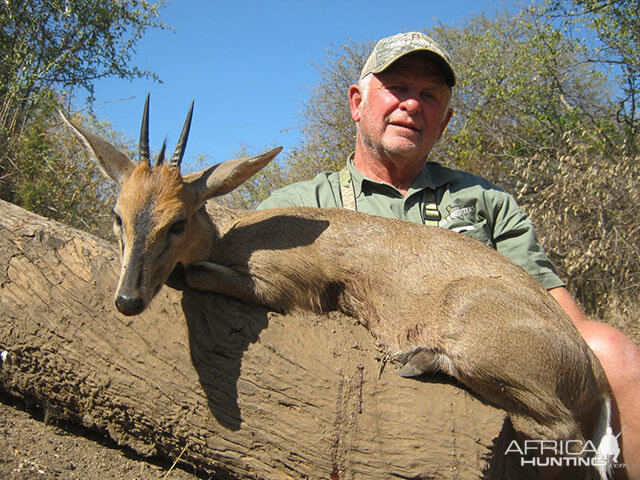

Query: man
[[257, 32, 639, 476]]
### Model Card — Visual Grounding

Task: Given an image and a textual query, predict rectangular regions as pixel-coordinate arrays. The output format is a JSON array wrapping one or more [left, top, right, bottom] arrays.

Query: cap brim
[[364, 49, 456, 87]]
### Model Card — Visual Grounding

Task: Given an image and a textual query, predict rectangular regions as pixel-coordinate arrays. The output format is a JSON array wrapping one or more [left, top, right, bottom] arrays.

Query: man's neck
[[352, 147, 425, 196]]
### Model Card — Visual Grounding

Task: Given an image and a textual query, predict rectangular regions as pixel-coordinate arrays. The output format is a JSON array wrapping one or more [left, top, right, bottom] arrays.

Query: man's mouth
[[388, 121, 421, 132]]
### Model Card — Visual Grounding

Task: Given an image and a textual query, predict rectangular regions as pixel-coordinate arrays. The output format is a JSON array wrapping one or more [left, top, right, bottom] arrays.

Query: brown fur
[[118, 164, 190, 241], [186, 205, 611, 446]]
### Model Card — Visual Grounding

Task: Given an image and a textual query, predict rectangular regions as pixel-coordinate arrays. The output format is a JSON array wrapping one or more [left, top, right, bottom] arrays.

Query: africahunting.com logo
[[505, 426, 626, 470]]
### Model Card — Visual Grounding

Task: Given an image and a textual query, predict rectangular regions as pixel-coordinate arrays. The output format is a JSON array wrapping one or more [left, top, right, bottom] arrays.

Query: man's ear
[[438, 108, 454, 139], [348, 84, 363, 122]]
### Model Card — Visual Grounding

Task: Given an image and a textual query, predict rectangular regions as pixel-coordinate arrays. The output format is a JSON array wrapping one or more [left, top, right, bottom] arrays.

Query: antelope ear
[[59, 110, 136, 187], [184, 147, 282, 204]]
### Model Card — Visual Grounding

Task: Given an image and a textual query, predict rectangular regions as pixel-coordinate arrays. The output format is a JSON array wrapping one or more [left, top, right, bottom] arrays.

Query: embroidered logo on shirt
[[440, 205, 476, 227]]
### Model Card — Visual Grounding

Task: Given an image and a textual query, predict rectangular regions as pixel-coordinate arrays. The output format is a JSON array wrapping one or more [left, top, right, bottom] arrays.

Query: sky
[[83, 0, 522, 172]]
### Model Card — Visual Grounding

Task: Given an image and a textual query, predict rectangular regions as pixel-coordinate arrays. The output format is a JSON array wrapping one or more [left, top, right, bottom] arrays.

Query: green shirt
[[257, 155, 564, 290]]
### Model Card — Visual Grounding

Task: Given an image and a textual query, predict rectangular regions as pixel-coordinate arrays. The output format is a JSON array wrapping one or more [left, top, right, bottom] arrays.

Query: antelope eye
[[113, 211, 122, 227], [169, 219, 186, 235]]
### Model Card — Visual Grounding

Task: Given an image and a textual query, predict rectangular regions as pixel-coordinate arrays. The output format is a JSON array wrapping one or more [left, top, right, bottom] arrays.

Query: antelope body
[[61, 97, 611, 477]]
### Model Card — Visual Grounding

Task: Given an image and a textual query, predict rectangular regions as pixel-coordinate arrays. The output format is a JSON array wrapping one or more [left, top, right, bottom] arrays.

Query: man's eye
[[387, 85, 406, 93]]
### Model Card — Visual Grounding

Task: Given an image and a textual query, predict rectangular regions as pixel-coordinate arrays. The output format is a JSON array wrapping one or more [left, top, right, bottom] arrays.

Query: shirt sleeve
[[489, 190, 565, 290], [256, 172, 341, 210], [256, 188, 304, 210]]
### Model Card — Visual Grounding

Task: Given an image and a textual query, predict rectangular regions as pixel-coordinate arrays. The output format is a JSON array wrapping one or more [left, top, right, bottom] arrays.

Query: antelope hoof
[[394, 347, 439, 378], [397, 362, 426, 378]]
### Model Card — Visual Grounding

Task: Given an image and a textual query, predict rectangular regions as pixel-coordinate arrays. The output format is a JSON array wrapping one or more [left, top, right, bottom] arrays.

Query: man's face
[[350, 53, 453, 165]]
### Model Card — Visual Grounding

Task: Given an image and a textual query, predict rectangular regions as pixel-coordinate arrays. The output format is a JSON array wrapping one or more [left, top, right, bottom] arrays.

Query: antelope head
[[60, 94, 281, 315]]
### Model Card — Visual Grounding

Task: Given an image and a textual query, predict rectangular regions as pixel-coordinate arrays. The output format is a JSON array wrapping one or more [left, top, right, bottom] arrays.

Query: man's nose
[[399, 96, 421, 114]]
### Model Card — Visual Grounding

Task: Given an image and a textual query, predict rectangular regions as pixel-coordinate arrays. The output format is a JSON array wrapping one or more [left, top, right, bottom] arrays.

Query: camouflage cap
[[360, 32, 456, 87]]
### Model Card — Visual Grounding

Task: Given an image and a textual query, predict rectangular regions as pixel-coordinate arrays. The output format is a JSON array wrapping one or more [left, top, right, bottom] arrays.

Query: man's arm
[[256, 172, 340, 211], [548, 286, 589, 324], [485, 189, 565, 290]]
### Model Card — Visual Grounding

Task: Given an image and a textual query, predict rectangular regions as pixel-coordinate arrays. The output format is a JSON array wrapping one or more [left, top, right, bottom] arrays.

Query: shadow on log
[[0, 199, 571, 479]]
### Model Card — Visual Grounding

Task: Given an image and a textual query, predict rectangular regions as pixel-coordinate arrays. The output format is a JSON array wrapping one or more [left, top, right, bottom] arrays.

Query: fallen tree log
[[0, 199, 541, 479]]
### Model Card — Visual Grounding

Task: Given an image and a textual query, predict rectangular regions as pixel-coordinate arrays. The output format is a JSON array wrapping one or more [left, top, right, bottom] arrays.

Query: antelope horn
[[169, 100, 194, 169], [139, 93, 151, 165], [155, 138, 167, 167]]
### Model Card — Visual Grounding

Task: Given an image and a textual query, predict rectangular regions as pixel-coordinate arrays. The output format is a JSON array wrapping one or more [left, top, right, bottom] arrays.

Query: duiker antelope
[[61, 97, 611, 477]]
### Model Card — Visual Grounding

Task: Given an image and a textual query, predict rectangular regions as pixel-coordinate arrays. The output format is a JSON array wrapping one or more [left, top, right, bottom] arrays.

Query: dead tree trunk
[[0, 199, 529, 480]]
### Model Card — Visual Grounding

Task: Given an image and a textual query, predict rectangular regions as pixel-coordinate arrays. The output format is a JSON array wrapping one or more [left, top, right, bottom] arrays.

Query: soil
[[0, 390, 209, 480]]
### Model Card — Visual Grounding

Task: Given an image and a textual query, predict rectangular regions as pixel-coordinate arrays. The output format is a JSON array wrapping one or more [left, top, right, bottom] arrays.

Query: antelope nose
[[115, 295, 144, 316]]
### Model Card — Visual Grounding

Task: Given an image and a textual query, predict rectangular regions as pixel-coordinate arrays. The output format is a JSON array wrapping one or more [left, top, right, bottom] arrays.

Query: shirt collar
[[346, 152, 456, 195]]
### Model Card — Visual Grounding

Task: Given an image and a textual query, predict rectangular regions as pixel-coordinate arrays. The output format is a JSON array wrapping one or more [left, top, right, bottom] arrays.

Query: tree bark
[[0, 199, 533, 480]]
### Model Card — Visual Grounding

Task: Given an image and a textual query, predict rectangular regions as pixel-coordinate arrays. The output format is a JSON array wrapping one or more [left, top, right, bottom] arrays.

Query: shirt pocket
[[450, 219, 494, 248]]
